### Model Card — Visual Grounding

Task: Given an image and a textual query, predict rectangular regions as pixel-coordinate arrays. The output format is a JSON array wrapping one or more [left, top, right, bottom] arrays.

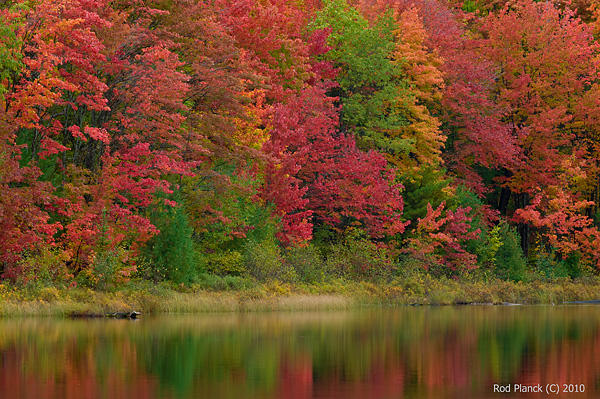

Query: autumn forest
[[2, 0, 600, 292]]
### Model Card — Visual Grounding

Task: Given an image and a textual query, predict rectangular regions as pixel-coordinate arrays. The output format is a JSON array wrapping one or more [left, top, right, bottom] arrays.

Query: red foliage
[[7, 0, 600, 279], [405, 202, 480, 270], [0, 136, 59, 266], [480, 0, 598, 194], [357, 0, 519, 194], [214, 0, 314, 103], [0, 0, 111, 266], [513, 189, 600, 267], [264, 84, 407, 244]]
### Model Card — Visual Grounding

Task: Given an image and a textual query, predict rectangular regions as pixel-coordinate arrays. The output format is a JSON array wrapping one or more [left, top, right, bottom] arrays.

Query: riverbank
[[1, 275, 600, 317]]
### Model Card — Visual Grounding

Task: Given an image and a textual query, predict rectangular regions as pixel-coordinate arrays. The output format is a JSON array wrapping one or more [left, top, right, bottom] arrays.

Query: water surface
[[1, 306, 598, 398]]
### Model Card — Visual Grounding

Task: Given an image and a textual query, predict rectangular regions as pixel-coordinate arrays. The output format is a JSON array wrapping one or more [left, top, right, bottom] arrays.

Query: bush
[[562, 251, 582, 279], [493, 222, 528, 281], [3, 249, 71, 289], [244, 239, 297, 282], [533, 249, 586, 280], [77, 246, 132, 291], [203, 250, 245, 276], [324, 229, 396, 281], [186, 169, 281, 274], [534, 250, 565, 279], [284, 245, 326, 283], [141, 202, 200, 284]]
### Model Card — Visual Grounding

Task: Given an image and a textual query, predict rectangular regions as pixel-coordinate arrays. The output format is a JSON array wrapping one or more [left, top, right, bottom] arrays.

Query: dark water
[[1, 306, 599, 398]]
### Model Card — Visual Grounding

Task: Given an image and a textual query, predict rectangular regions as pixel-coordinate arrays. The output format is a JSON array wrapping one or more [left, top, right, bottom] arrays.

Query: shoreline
[[1, 277, 600, 317]]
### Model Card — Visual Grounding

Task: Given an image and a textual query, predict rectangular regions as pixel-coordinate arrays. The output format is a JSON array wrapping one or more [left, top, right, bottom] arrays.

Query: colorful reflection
[[0, 306, 599, 398]]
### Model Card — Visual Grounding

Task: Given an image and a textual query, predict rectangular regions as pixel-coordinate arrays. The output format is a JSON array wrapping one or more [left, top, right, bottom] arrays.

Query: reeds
[[1, 276, 599, 317]]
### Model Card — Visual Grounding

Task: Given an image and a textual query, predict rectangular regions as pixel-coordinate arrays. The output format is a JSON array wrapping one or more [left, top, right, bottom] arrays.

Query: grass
[[1, 274, 600, 317]]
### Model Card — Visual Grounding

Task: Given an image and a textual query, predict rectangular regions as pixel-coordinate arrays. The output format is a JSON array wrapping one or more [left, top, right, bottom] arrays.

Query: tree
[[404, 201, 480, 272], [311, 0, 410, 157], [263, 82, 408, 244], [0, 0, 111, 269], [480, 0, 600, 255], [390, 6, 445, 172]]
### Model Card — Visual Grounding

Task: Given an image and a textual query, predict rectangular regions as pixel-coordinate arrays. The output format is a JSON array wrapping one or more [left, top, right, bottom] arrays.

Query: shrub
[[141, 202, 199, 284], [186, 169, 281, 273], [533, 249, 586, 280], [284, 245, 326, 283], [244, 239, 297, 282], [77, 246, 132, 291], [324, 229, 396, 281], [533, 249, 568, 280], [202, 250, 245, 276], [493, 221, 528, 281], [562, 251, 582, 279], [3, 249, 71, 289]]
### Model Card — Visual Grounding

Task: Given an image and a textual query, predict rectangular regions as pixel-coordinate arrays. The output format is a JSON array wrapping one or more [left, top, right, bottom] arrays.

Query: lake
[[0, 306, 598, 398]]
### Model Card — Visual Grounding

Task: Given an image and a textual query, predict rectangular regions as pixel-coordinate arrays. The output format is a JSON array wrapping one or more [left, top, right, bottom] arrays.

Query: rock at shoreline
[[107, 311, 141, 319], [69, 311, 141, 319]]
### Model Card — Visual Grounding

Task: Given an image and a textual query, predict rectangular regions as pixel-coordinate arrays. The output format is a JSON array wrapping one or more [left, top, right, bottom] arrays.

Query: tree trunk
[[515, 192, 530, 257], [498, 187, 511, 215], [518, 222, 529, 259]]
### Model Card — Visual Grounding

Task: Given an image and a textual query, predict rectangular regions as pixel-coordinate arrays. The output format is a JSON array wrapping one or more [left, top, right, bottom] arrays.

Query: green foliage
[[284, 245, 326, 284], [15, 129, 64, 186], [562, 251, 583, 279], [399, 166, 452, 223], [534, 250, 569, 279], [0, 4, 25, 102], [324, 229, 396, 281], [534, 249, 586, 280], [310, 0, 411, 154], [454, 186, 502, 266], [462, 0, 478, 13], [141, 200, 199, 284], [73, 210, 135, 290], [476, 224, 502, 268], [244, 238, 297, 282], [493, 222, 528, 281], [203, 250, 245, 276], [6, 249, 70, 289], [77, 246, 129, 291], [395, 272, 426, 296], [186, 169, 281, 275], [311, 0, 396, 88]]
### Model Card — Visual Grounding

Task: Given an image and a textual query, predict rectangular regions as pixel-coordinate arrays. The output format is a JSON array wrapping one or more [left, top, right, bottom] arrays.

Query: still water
[[0, 306, 599, 398]]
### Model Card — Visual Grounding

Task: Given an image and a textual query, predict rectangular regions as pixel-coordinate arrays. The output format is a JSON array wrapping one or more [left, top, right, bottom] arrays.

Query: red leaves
[[0, 0, 113, 266], [5, 0, 600, 278], [480, 0, 598, 194], [5, 0, 110, 127], [263, 84, 407, 245], [513, 189, 600, 267], [66, 126, 110, 143], [405, 202, 480, 270], [0, 134, 60, 265]]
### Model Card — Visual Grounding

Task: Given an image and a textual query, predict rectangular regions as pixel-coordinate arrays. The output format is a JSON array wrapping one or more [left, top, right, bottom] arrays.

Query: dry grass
[[0, 283, 354, 316], [1, 277, 600, 317]]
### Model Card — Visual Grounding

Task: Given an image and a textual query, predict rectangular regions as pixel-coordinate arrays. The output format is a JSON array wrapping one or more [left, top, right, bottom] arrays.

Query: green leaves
[[0, 4, 26, 103], [311, 0, 407, 149]]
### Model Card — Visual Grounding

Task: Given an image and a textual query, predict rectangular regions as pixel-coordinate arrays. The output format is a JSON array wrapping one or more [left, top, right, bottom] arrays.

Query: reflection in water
[[0, 307, 599, 398]]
